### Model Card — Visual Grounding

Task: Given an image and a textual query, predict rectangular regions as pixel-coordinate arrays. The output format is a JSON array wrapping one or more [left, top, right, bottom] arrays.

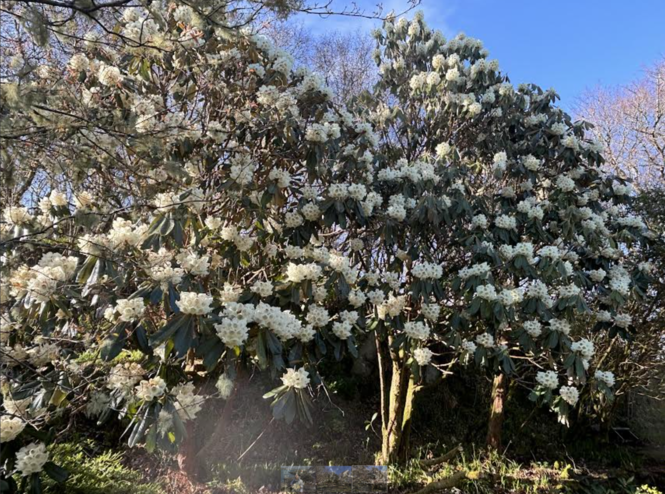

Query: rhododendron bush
[[0, 0, 655, 490], [355, 13, 655, 461]]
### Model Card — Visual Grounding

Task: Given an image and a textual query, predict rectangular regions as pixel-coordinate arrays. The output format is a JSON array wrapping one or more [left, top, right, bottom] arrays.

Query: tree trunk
[[486, 373, 507, 450], [377, 333, 416, 465], [177, 421, 204, 480], [397, 376, 416, 462], [177, 350, 206, 480]]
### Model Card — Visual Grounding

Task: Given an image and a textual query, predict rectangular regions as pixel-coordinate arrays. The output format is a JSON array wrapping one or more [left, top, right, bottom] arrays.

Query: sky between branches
[[294, 0, 665, 109]]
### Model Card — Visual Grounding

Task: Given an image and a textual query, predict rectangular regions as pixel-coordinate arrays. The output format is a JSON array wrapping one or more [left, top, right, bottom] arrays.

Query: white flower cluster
[[558, 283, 581, 298], [594, 370, 615, 387], [306, 305, 330, 327], [281, 367, 309, 389], [499, 288, 523, 306], [471, 214, 488, 229], [387, 194, 408, 221], [474, 284, 497, 301], [523, 320, 542, 338], [215, 314, 249, 347], [15, 442, 49, 476], [526, 281, 552, 306], [305, 122, 340, 142], [421, 303, 441, 321], [107, 218, 147, 250], [229, 154, 255, 186], [492, 152, 508, 172], [85, 392, 110, 418], [459, 262, 491, 280], [616, 215, 646, 230], [596, 310, 612, 322], [404, 321, 429, 340], [0, 416, 26, 442], [302, 203, 321, 221], [436, 142, 451, 157], [172, 382, 203, 421], [251, 280, 273, 298], [522, 154, 540, 171], [114, 298, 145, 322], [178, 292, 213, 315], [609, 265, 631, 296], [384, 272, 401, 291], [536, 370, 559, 389], [377, 294, 407, 320], [638, 262, 654, 274], [413, 347, 433, 366], [549, 319, 571, 335], [136, 377, 167, 401], [176, 250, 210, 276], [555, 175, 576, 192], [217, 302, 311, 346], [612, 182, 631, 196], [332, 320, 353, 339], [559, 385, 579, 405], [461, 340, 477, 354], [108, 362, 145, 394], [495, 214, 517, 230], [587, 269, 606, 282], [412, 261, 443, 280], [538, 245, 562, 262], [286, 262, 322, 283], [516, 199, 544, 220], [98, 63, 122, 86], [614, 313, 632, 328], [284, 211, 304, 228], [328, 254, 360, 284], [13, 253, 79, 304], [571, 338, 595, 359], [146, 249, 184, 289], [216, 374, 234, 399], [3, 206, 32, 226], [348, 289, 367, 308], [475, 333, 495, 348]]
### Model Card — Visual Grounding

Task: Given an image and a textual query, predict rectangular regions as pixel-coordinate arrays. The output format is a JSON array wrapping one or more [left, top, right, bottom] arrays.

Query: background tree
[[261, 18, 377, 104], [575, 57, 664, 190]]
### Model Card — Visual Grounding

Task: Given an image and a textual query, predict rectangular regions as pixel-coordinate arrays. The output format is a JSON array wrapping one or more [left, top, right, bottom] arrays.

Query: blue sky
[[296, 0, 665, 110]]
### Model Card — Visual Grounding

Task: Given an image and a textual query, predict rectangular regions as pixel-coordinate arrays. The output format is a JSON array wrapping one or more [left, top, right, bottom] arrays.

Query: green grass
[[386, 446, 663, 494]]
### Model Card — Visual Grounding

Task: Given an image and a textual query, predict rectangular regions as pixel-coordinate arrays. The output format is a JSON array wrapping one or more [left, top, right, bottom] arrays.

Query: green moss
[[43, 441, 160, 494]]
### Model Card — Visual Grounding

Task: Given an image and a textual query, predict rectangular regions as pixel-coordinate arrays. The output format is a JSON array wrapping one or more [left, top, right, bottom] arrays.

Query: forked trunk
[[377, 333, 416, 465]]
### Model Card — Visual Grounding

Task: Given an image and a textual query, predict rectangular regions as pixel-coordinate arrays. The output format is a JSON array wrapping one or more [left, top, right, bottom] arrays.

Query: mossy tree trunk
[[486, 373, 507, 450]]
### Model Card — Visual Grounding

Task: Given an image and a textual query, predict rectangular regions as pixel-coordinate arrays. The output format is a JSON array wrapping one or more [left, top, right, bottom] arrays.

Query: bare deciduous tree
[[306, 30, 377, 103], [575, 57, 665, 190], [261, 18, 377, 104]]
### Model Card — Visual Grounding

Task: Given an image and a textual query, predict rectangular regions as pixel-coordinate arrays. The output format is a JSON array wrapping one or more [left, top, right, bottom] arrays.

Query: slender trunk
[[382, 360, 410, 464], [375, 331, 389, 439], [397, 376, 416, 462], [486, 373, 507, 450]]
